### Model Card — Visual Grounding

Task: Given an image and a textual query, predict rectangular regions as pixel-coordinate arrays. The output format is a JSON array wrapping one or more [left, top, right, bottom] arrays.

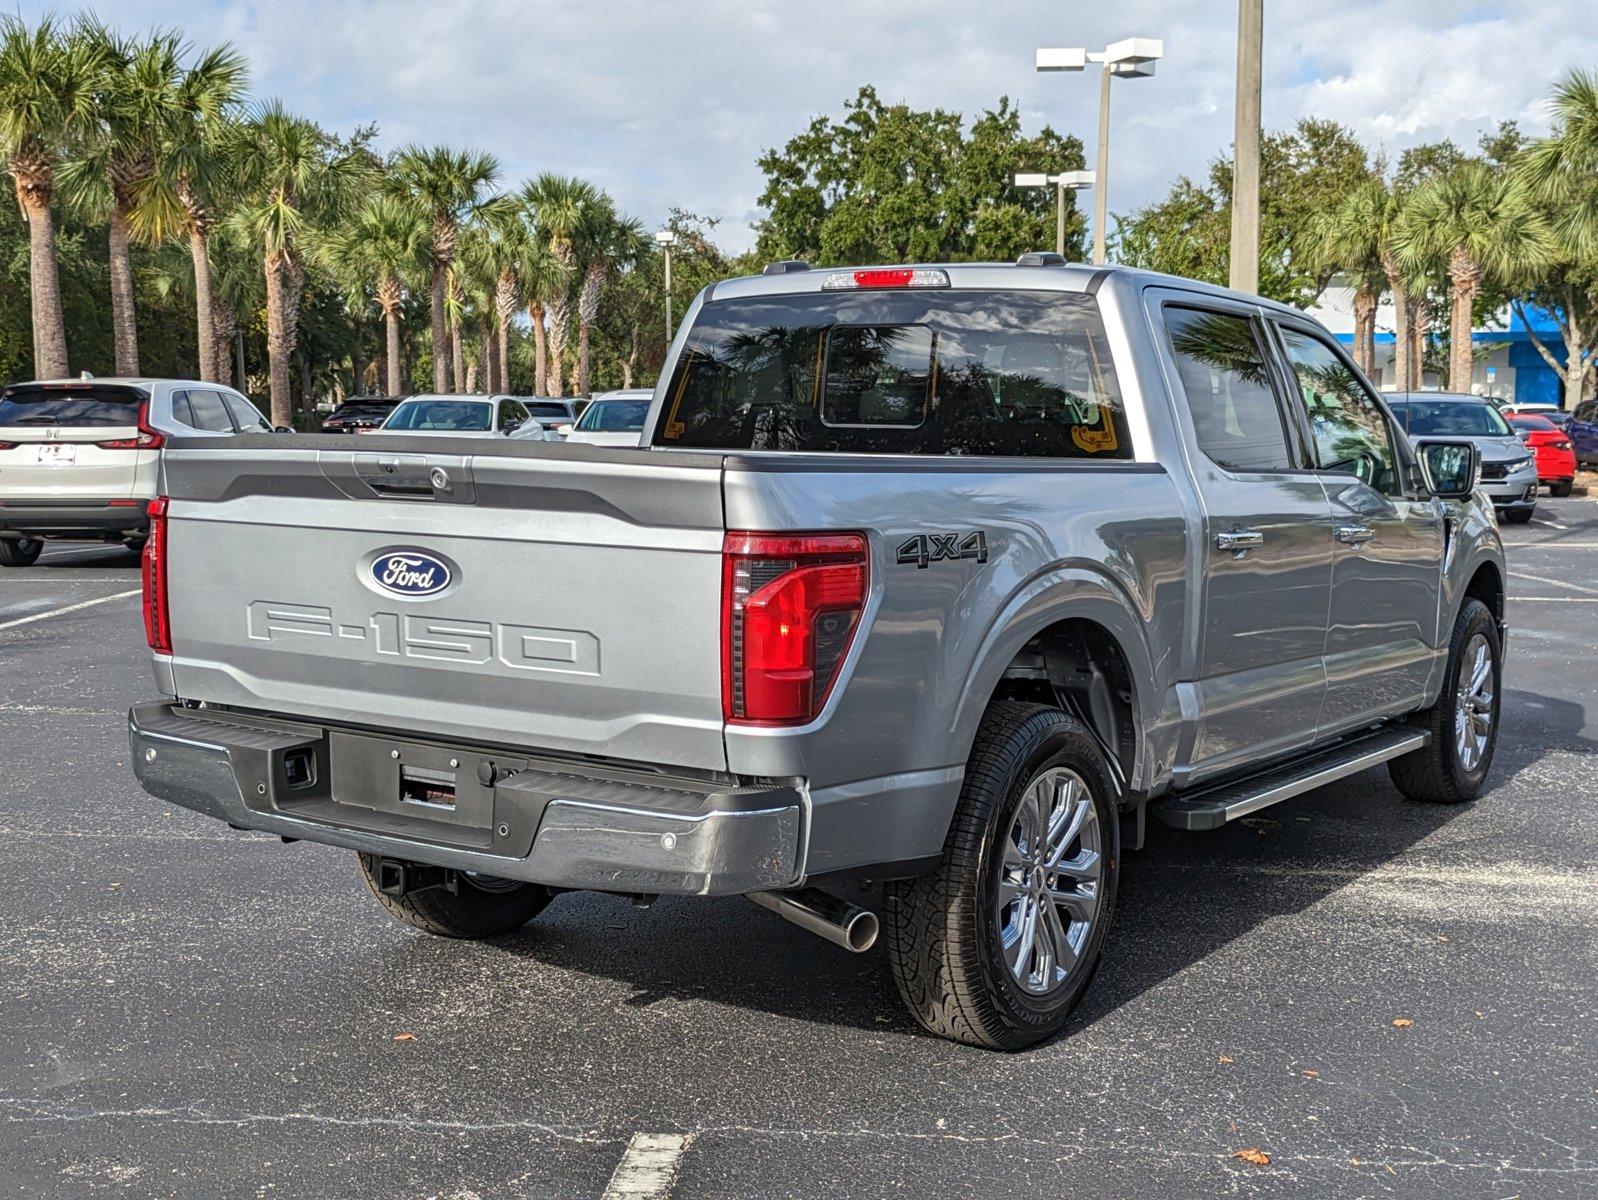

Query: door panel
[[1272, 323, 1444, 728], [1151, 298, 1333, 780]]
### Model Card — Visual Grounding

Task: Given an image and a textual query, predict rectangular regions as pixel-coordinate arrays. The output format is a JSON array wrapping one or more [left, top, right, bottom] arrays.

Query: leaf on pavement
[[1392, 1018, 1414, 1028], [393, 1031, 416, 1042], [1218, 1055, 1234, 1064], [1232, 1148, 1271, 1166], [1302, 1069, 1319, 1077]]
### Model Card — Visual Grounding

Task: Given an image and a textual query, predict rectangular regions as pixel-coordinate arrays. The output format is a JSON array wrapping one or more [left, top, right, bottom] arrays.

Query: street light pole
[[1014, 171, 1095, 256], [655, 229, 678, 346], [1228, 0, 1264, 294], [1036, 38, 1163, 267]]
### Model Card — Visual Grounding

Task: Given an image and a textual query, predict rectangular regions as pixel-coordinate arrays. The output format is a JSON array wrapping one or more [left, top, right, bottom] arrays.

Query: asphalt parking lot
[[2, 497, 1595, 1200]]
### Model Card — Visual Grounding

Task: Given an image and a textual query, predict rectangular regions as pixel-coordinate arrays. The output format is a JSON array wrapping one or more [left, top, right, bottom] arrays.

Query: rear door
[[1268, 319, 1443, 730], [0, 383, 149, 499], [1149, 295, 1333, 780], [160, 441, 730, 770], [1571, 401, 1598, 466]]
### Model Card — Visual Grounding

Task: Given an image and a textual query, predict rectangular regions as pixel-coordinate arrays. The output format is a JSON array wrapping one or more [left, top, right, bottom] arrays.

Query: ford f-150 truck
[[128, 258, 1505, 1049]]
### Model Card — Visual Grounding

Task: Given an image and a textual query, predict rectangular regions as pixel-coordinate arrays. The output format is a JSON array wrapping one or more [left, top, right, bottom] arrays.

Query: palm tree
[[522, 173, 603, 397], [1522, 70, 1598, 254], [1398, 162, 1552, 392], [520, 236, 567, 397], [1302, 180, 1389, 375], [388, 146, 498, 393], [322, 195, 426, 396], [0, 16, 103, 378], [471, 195, 527, 396], [574, 208, 649, 397], [125, 46, 247, 382], [228, 102, 365, 425]]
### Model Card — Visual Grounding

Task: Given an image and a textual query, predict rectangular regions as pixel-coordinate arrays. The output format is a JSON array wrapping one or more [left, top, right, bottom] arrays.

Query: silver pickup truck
[[128, 258, 1505, 1049]]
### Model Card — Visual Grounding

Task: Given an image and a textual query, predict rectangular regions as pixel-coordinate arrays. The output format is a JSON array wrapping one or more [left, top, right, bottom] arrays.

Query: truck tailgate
[[158, 438, 728, 771]]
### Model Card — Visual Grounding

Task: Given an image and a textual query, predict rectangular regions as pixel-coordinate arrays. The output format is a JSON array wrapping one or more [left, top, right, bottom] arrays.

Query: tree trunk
[[577, 323, 592, 398], [264, 253, 292, 426], [385, 309, 403, 396], [189, 225, 218, 382], [623, 323, 640, 389], [1408, 297, 1429, 391], [212, 293, 238, 388], [452, 322, 466, 394], [297, 344, 314, 427], [19, 188, 70, 379], [497, 314, 511, 395], [545, 294, 570, 397], [484, 327, 499, 395], [1386, 266, 1409, 394], [530, 302, 548, 397], [1352, 282, 1377, 375], [430, 262, 451, 392], [107, 208, 140, 375], [1448, 248, 1481, 394], [351, 310, 367, 396]]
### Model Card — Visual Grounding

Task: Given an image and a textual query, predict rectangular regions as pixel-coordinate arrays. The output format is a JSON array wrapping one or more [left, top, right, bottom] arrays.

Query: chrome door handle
[[1335, 524, 1376, 546], [1213, 527, 1265, 552]]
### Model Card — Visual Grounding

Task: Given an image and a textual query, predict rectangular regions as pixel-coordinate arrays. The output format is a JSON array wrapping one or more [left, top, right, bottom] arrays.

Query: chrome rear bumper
[[128, 701, 803, 896]]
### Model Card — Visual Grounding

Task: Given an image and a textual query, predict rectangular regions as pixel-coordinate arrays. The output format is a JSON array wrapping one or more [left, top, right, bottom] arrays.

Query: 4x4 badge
[[896, 531, 988, 569]]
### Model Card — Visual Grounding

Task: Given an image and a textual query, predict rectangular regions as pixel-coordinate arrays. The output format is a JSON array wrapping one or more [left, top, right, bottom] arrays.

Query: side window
[[171, 392, 198, 428], [184, 389, 234, 433], [1575, 402, 1596, 423], [501, 400, 530, 428], [1277, 326, 1399, 495], [221, 392, 270, 432], [1162, 306, 1292, 473]]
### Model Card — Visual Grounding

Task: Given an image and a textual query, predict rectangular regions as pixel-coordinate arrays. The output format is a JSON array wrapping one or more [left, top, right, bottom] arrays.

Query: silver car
[[563, 390, 652, 446], [0, 376, 273, 566], [1388, 393, 1538, 523], [368, 395, 535, 438]]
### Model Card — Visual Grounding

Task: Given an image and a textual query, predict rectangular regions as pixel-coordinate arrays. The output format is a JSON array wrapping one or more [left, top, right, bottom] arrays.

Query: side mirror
[[273, 425, 294, 433], [1413, 439, 1479, 499]]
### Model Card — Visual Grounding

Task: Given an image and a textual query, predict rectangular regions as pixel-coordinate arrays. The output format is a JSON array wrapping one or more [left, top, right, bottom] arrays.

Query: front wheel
[[357, 853, 551, 938], [1388, 598, 1501, 803], [884, 701, 1119, 1050], [0, 537, 42, 567], [1502, 507, 1534, 524]]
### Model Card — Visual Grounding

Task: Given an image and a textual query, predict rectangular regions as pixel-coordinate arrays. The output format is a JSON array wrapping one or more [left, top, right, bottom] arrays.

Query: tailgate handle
[[338, 454, 476, 503]]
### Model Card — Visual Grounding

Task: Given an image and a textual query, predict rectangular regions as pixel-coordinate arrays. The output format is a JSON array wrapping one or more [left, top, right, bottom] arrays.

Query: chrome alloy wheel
[[997, 766, 1103, 996], [1454, 632, 1496, 773]]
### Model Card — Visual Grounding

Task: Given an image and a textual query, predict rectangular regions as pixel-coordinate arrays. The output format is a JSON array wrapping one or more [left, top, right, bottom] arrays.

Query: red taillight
[[142, 496, 171, 654], [821, 268, 951, 291], [97, 402, 164, 450], [1554, 439, 1573, 450], [722, 532, 868, 725]]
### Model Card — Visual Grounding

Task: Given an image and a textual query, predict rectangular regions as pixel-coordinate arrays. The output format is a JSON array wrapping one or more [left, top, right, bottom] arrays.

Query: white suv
[[0, 377, 274, 567]]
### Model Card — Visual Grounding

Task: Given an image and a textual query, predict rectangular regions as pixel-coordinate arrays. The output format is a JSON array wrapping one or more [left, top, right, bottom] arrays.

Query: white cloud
[[31, 0, 1598, 252]]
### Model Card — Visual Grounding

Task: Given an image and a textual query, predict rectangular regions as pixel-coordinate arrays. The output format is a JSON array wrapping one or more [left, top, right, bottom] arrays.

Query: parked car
[[489, 397, 584, 436], [1507, 414, 1577, 496], [1499, 402, 1571, 428], [368, 395, 534, 437], [128, 258, 1505, 1049], [0, 376, 273, 566], [1569, 399, 1598, 468], [1387, 393, 1539, 522], [322, 396, 401, 433], [564, 390, 652, 446]]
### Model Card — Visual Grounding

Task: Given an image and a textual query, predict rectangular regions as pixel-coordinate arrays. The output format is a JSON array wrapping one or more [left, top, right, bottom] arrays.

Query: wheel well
[[992, 618, 1138, 793], [1465, 562, 1504, 624]]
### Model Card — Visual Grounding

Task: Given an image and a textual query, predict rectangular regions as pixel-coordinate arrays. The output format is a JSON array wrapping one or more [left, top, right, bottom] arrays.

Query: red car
[[1509, 415, 1577, 496]]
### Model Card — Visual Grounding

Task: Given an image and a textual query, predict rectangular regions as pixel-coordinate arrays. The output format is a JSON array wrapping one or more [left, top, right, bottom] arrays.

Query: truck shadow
[[488, 689, 1589, 1046]]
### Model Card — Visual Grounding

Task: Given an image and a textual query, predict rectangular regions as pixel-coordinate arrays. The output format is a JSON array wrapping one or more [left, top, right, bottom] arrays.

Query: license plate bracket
[[329, 731, 494, 833], [35, 443, 76, 465]]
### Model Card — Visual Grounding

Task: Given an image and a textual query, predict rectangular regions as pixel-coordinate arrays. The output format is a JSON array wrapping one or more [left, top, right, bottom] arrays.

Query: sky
[[24, 0, 1598, 252]]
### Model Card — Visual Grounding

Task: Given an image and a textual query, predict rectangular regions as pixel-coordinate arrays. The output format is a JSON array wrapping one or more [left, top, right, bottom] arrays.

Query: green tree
[[753, 86, 1085, 266], [388, 145, 498, 393], [1302, 179, 1389, 372], [522, 173, 604, 396], [0, 16, 104, 377], [318, 194, 426, 396], [574, 205, 648, 396]]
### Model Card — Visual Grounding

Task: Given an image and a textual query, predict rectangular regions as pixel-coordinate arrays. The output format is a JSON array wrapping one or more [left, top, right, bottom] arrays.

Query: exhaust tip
[[844, 910, 879, 953]]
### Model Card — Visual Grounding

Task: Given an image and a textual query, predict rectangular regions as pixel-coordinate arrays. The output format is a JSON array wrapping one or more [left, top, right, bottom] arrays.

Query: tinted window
[[183, 389, 234, 433], [1509, 415, 1558, 434], [1390, 400, 1511, 437], [1278, 326, 1398, 494], [0, 386, 144, 427], [222, 393, 270, 431], [500, 400, 530, 427], [527, 402, 571, 420], [1574, 403, 1597, 422], [1162, 307, 1291, 472], [384, 401, 492, 431], [575, 399, 650, 432], [655, 290, 1129, 458]]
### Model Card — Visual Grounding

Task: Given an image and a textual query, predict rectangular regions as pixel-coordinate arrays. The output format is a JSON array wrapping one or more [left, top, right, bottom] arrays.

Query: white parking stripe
[[1510, 570, 1598, 596], [0, 588, 139, 632], [1516, 596, 1598, 602], [601, 1132, 691, 1200]]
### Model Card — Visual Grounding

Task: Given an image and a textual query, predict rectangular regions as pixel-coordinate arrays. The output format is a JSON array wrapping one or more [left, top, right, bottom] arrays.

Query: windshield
[[0, 386, 145, 427], [576, 399, 650, 432], [1510, 415, 1558, 433], [655, 290, 1129, 458], [383, 400, 492, 431], [1391, 401, 1511, 437], [523, 402, 571, 420]]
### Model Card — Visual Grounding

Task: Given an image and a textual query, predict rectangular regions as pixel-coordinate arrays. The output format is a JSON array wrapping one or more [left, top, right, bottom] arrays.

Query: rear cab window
[[654, 290, 1130, 459], [0, 385, 148, 428]]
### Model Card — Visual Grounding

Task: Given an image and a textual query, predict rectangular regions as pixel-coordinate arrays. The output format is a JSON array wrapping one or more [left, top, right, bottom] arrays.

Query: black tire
[[884, 700, 1119, 1050], [123, 537, 147, 553], [356, 853, 551, 938], [0, 537, 43, 567], [1503, 507, 1534, 524], [1550, 482, 1573, 498], [1388, 598, 1501, 804]]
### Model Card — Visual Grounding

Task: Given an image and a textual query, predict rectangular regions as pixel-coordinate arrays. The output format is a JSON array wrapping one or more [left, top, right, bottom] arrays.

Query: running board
[[1152, 727, 1430, 831]]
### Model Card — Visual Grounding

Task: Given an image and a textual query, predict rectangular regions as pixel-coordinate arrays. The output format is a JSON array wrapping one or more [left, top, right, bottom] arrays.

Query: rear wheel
[[123, 536, 147, 553], [356, 853, 551, 938], [1550, 481, 1573, 498], [0, 537, 42, 567], [884, 701, 1118, 1050], [1388, 598, 1501, 804]]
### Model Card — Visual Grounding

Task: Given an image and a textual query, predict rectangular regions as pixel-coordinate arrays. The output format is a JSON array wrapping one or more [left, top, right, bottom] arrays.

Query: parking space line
[[1515, 596, 1598, 602], [1510, 570, 1598, 597], [601, 1132, 691, 1200], [0, 588, 139, 632]]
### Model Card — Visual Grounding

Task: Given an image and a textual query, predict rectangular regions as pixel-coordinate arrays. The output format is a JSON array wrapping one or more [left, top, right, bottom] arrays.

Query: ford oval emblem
[[370, 550, 452, 597]]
